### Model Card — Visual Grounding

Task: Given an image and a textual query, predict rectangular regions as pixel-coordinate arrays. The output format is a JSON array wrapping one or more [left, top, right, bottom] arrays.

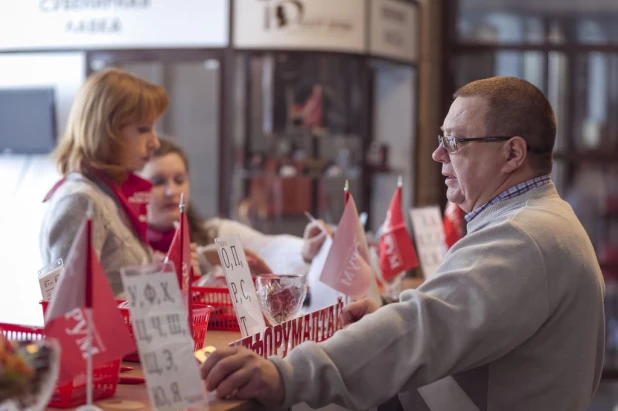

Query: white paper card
[[215, 235, 266, 337], [409, 206, 446, 279], [306, 236, 341, 313], [37, 259, 63, 301], [120, 262, 207, 411]]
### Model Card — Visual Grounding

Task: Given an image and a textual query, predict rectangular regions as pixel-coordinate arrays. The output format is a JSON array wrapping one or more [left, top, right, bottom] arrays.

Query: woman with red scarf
[[39, 68, 168, 296]]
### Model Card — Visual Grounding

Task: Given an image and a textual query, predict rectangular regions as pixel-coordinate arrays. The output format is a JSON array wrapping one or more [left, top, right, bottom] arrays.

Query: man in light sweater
[[201, 77, 605, 411]]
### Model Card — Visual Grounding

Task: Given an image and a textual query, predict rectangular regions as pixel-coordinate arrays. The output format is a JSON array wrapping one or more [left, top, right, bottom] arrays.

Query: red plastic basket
[[192, 286, 240, 331], [0, 322, 120, 408], [40, 301, 214, 361]]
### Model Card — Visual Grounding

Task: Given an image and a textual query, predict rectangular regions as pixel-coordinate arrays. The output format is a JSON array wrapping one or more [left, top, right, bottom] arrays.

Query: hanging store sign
[[369, 0, 419, 63], [0, 0, 229, 50], [234, 0, 366, 54]]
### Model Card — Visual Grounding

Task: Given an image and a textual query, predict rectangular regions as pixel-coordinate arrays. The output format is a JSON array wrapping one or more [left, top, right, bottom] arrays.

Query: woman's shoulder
[[44, 173, 117, 217], [204, 217, 223, 229], [48, 173, 96, 198]]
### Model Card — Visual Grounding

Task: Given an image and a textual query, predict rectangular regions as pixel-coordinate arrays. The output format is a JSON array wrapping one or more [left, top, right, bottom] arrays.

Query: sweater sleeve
[[41, 193, 107, 266], [270, 221, 550, 410]]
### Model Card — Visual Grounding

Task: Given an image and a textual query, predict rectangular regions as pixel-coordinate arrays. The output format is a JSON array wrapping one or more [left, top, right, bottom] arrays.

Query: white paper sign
[[234, 0, 366, 54], [0, 0, 229, 51], [306, 236, 341, 313], [38, 259, 63, 301], [120, 262, 206, 411], [409, 206, 446, 279], [215, 235, 266, 337], [369, 0, 419, 63]]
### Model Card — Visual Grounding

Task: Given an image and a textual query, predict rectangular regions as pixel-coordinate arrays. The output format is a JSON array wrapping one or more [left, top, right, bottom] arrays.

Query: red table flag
[[319, 195, 373, 299], [443, 201, 465, 249], [378, 184, 419, 281], [44, 215, 135, 383], [166, 203, 193, 329]]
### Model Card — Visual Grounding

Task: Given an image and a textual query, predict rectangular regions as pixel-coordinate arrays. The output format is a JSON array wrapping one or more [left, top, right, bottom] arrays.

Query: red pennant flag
[[378, 186, 419, 281], [44, 217, 135, 383], [320, 195, 373, 299], [166, 211, 193, 329], [443, 201, 465, 249]]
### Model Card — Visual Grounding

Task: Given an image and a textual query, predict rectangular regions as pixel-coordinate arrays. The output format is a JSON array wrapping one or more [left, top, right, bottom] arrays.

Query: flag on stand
[[166, 196, 193, 329], [443, 201, 465, 250], [378, 182, 419, 281], [319, 195, 373, 299], [44, 215, 135, 383]]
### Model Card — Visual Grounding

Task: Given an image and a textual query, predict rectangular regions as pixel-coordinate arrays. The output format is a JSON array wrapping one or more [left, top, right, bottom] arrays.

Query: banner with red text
[[230, 298, 345, 358]]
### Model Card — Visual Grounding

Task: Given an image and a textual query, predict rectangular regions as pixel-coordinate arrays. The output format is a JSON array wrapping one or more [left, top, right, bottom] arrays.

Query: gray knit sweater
[[39, 173, 152, 295], [271, 183, 605, 411]]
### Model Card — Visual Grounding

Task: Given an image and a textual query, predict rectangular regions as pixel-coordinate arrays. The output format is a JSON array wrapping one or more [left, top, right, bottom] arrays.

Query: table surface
[[46, 330, 255, 411], [44, 276, 425, 410]]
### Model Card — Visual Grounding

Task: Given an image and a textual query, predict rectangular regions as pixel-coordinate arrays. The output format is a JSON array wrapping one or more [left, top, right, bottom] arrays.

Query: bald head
[[454, 77, 556, 174]]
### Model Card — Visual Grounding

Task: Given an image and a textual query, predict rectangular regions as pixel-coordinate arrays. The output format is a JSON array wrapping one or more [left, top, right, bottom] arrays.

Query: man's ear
[[503, 136, 527, 173]]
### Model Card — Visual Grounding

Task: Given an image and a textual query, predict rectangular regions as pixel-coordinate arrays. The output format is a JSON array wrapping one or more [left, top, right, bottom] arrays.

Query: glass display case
[[228, 51, 417, 236], [229, 52, 369, 234]]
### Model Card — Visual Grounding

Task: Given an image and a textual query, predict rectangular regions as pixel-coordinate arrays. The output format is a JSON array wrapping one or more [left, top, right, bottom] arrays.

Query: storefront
[[0, 0, 419, 235]]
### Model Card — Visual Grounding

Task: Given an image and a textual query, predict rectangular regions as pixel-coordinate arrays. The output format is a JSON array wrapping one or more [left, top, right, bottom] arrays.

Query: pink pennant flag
[[319, 195, 373, 299]]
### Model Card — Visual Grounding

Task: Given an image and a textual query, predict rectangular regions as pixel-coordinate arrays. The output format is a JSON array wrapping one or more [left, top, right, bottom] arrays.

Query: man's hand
[[201, 346, 285, 406], [302, 220, 333, 263], [341, 299, 380, 326]]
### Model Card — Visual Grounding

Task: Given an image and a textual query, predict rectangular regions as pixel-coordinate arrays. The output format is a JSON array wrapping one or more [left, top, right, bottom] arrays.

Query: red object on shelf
[[0, 322, 120, 408], [41, 301, 213, 362]]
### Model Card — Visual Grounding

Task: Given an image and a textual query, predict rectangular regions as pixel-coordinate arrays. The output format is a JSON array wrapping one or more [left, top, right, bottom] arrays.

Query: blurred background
[[1, 0, 618, 408]]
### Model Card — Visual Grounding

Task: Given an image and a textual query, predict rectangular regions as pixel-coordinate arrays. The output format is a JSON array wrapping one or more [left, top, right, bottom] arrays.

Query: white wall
[[0, 52, 85, 326]]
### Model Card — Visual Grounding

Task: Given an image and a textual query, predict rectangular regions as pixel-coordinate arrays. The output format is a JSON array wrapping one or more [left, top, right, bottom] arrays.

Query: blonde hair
[[53, 68, 168, 181]]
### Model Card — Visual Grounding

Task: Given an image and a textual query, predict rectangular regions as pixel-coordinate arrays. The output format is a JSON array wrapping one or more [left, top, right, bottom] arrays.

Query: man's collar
[[464, 174, 552, 223]]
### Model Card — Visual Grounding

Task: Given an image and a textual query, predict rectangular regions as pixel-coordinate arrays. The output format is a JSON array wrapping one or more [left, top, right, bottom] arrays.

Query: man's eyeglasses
[[438, 135, 512, 154]]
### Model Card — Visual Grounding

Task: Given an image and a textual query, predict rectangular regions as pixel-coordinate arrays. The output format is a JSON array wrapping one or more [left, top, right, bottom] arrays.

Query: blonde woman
[[40, 68, 168, 295]]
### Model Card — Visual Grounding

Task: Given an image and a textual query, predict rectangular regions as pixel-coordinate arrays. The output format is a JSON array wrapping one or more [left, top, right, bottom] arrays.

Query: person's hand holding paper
[[301, 217, 333, 263]]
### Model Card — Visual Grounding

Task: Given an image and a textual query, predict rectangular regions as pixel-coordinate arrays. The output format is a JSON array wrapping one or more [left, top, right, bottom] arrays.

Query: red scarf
[[146, 227, 176, 253], [44, 169, 153, 244]]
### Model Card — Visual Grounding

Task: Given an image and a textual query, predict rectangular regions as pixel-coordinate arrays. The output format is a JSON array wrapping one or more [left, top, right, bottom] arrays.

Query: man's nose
[[432, 145, 450, 163]]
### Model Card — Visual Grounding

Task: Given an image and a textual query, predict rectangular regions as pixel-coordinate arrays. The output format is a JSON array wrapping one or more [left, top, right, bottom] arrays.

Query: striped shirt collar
[[465, 174, 552, 223]]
